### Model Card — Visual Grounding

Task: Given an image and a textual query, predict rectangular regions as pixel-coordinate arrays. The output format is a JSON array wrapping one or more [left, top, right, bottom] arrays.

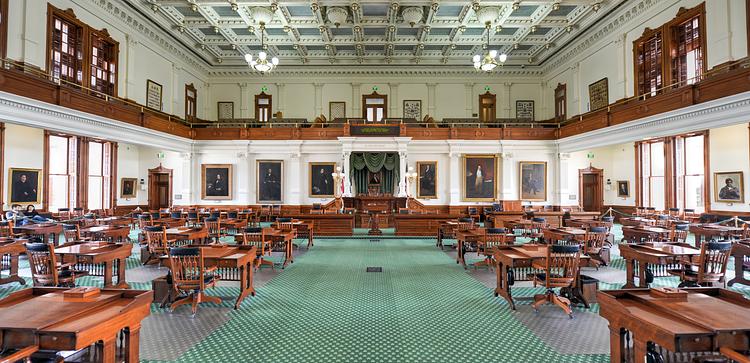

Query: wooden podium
[[367, 212, 382, 235]]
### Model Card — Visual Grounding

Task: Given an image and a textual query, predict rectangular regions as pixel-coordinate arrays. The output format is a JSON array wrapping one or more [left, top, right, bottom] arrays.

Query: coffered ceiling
[[136, 0, 623, 68]]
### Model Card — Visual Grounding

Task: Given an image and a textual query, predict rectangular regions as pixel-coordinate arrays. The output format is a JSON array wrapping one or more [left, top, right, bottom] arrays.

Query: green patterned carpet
[[141, 238, 607, 363]]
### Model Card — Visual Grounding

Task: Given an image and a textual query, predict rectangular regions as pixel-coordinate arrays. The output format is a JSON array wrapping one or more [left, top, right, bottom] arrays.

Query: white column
[[189, 152, 201, 205], [448, 151, 461, 205], [397, 151, 407, 197], [171, 65, 181, 116], [501, 83, 512, 119], [615, 34, 627, 101], [426, 83, 436, 117], [389, 83, 399, 117], [179, 152, 193, 206], [557, 153, 571, 206], [464, 83, 474, 117], [239, 83, 250, 118], [247, 147, 257, 203], [313, 83, 323, 117], [288, 151, 302, 205], [500, 152, 515, 201], [236, 151, 249, 204], [123, 37, 138, 99], [276, 83, 286, 117], [342, 151, 352, 196], [571, 63, 581, 114], [202, 82, 211, 120], [351, 83, 361, 118]]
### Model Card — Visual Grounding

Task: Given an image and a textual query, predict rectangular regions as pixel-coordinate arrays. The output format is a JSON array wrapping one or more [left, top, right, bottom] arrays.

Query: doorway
[[579, 166, 603, 212], [148, 165, 172, 210]]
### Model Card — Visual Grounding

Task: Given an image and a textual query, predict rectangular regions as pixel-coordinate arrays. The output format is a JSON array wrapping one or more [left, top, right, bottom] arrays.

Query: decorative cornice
[[557, 91, 750, 152], [208, 65, 544, 79]]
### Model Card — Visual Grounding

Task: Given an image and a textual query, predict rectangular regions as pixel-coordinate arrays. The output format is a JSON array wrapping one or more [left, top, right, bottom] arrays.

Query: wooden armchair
[[240, 227, 273, 270], [654, 214, 671, 228], [528, 217, 548, 241], [166, 247, 221, 316], [57, 207, 72, 220], [143, 226, 176, 265], [583, 227, 609, 268], [467, 207, 480, 222], [475, 228, 514, 270], [137, 214, 153, 229], [25, 242, 86, 287], [0, 220, 14, 238], [668, 241, 732, 288], [669, 224, 690, 243], [187, 211, 200, 227], [531, 244, 582, 318], [204, 218, 224, 243], [62, 224, 91, 243], [311, 203, 323, 214], [260, 205, 271, 221]]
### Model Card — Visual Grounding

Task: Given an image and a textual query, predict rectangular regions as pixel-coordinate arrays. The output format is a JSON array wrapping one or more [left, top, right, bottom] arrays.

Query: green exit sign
[[157, 152, 165, 159], [587, 152, 594, 159]]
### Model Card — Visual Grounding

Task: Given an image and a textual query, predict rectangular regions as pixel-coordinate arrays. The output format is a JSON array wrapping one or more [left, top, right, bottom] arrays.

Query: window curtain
[[349, 152, 399, 195]]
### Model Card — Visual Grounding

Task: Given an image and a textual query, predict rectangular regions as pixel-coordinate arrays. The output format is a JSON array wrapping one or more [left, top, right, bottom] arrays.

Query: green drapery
[[350, 152, 399, 195]]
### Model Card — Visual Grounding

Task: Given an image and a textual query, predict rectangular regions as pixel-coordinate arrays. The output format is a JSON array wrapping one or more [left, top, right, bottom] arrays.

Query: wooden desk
[[455, 228, 485, 268], [619, 243, 702, 288], [621, 226, 672, 243], [493, 244, 589, 310], [436, 221, 458, 248], [266, 229, 295, 268], [283, 214, 354, 236], [153, 218, 186, 228], [542, 227, 587, 244], [598, 288, 750, 363], [13, 223, 63, 245], [0, 287, 152, 363], [54, 242, 132, 288], [619, 217, 656, 227], [565, 218, 612, 230], [728, 241, 750, 287], [690, 224, 744, 243], [486, 211, 566, 228], [160, 245, 256, 309], [272, 220, 314, 247], [96, 216, 132, 227], [0, 238, 26, 287], [394, 214, 460, 236], [165, 227, 209, 244], [80, 225, 130, 243]]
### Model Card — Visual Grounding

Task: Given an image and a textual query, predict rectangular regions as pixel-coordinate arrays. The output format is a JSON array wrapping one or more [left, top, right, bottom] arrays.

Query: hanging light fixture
[[472, 10, 506, 72], [245, 7, 279, 73]]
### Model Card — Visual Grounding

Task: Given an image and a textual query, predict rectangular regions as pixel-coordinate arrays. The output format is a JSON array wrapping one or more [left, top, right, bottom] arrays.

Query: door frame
[[578, 165, 604, 212], [148, 164, 173, 210]]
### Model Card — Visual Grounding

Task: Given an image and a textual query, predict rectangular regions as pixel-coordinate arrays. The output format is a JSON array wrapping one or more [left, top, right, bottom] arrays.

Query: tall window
[[479, 92, 496, 122], [639, 141, 665, 211], [0, 0, 9, 59], [633, 3, 705, 97], [87, 141, 112, 210], [362, 92, 387, 122], [554, 83, 566, 122], [255, 92, 272, 122], [674, 134, 705, 212], [49, 11, 84, 86], [185, 83, 197, 121], [89, 29, 118, 97], [47, 134, 77, 212]]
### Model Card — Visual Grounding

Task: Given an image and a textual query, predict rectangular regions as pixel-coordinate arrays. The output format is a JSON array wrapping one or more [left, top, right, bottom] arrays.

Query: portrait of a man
[[121, 178, 137, 198], [310, 163, 335, 197], [201, 164, 233, 200], [617, 180, 630, 198], [520, 161, 547, 201], [258, 161, 283, 203], [9, 168, 41, 203], [715, 172, 743, 203], [463, 156, 496, 201], [417, 161, 437, 199], [369, 172, 381, 185]]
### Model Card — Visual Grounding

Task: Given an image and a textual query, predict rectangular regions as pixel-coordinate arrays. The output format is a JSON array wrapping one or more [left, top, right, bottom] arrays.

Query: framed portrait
[[201, 164, 233, 200], [309, 162, 335, 198], [146, 79, 163, 111], [417, 161, 437, 199], [519, 161, 547, 201], [588, 77, 609, 111], [217, 102, 234, 120], [120, 178, 138, 198], [329, 102, 346, 120], [515, 100, 534, 120], [617, 180, 630, 198], [403, 100, 422, 120], [8, 168, 41, 204], [714, 171, 744, 203], [462, 155, 497, 201], [257, 160, 283, 203]]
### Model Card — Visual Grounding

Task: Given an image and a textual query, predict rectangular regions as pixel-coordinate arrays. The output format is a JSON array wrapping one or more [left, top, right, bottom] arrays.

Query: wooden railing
[[0, 57, 748, 141]]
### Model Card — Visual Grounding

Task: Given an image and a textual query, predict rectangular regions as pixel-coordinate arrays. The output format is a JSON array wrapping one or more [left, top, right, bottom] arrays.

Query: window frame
[[185, 83, 197, 121], [86, 140, 112, 211], [361, 92, 388, 122], [0, 0, 9, 60], [478, 91, 497, 122], [254, 92, 272, 122], [44, 132, 78, 212], [554, 83, 566, 122]]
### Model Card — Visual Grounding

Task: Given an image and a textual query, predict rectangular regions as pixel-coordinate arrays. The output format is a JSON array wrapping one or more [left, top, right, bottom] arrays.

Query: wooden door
[[579, 166, 603, 212], [148, 165, 172, 210], [478, 92, 496, 122]]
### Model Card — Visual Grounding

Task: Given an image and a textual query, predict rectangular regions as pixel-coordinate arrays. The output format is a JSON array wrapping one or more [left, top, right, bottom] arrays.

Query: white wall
[[709, 124, 750, 213], [3, 124, 44, 209]]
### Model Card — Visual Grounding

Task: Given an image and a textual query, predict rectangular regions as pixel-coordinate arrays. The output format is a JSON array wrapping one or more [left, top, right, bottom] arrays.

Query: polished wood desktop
[[0, 287, 152, 363], [13, 223, 64, 244], [541, 227, 587, 244], [619, 243, 702, 288], [0, 238, 26, 287], [80, 225, 130, 242], [95, 216, 133, 227], [165, 227, 209, 244], [690, 224, 744, 243], [455, 228, 485, 268], [487, 211, 598, 229], [598, 288, 750, 363], [394, 214, 460, 236], [283, 214, 354, 236], [54, 242, 132, 288], [621, 225, 672, 243], [729, 240, 750, 287]]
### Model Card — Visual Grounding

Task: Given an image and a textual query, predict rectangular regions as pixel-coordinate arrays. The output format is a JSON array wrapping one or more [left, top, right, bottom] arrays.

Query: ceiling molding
[[207, 65, 544, 78]]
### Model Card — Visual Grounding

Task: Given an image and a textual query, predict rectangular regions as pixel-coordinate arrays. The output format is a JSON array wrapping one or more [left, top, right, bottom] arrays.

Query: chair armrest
[[531, 262, 546, 270], [205, 266, 218, 273], [57, 262, 76, 269]]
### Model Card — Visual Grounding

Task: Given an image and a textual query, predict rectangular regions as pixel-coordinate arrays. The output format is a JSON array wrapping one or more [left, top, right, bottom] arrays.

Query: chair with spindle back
[[57, 207, 71, 221], [72, 207, 84, 218], [668, 241, 733, 288], [166, 247, 221, 316], [170, 211, 183, 220], [668, 208, 682, 219], [209, 211, 221, 220], [259, 205, 271, 221], [475, 228, 513, 270], [271, 205, 282, 220], [0, 220, 14, 238], [531, 244, 582, 318], [137, 213, 153, 230], [203, 217, 224, 243], [467, 207, 480, 223], [669, 224, 690, 243], [583, 227, 609, 268], [310, 203, 323, 214], [187, 211, 200, 227], [62, 224, 90, 243], [143, 226, 176, 265], [25, 241, 85, 287], [275, 218, 299, 249], [528, 217, 547, 241], [240, 227, 273, 270]]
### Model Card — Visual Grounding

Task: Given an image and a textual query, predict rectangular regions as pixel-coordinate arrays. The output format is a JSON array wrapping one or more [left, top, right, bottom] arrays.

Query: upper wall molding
[[556, 90, 750, 152], [207, 65, 544, 79], [0, 91, 191, 152]]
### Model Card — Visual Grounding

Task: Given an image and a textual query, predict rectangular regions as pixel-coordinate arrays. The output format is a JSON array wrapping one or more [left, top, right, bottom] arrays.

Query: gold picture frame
[[519, 161, 547, 201], [8, 168, 42, 204], [257, 160, 283, 203], [617, 180, 630, 198], [462, 155, 497, 202], [714, 171, 744, 203], [416, 161, 437, 199], [120, 178, 138, 199], [309, 162, 336, 198], [201, 164, 233, 200]]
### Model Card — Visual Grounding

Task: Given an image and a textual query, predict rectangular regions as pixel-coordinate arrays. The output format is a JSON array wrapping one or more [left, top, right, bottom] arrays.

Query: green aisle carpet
[[143, 238, 607, 363]]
